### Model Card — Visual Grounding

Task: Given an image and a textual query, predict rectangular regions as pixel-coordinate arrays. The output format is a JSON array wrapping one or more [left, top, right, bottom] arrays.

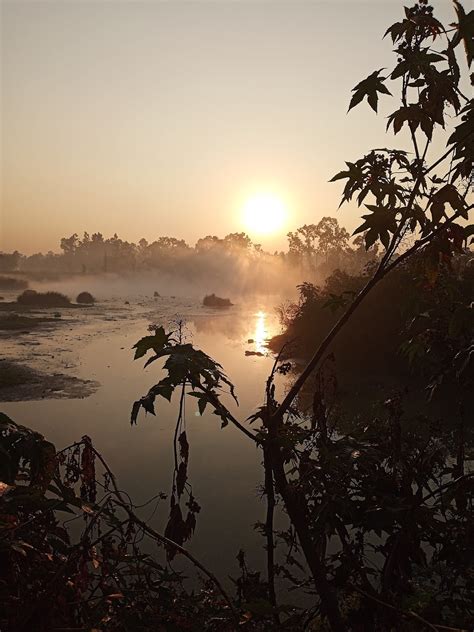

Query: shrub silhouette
[[76, 291, 95, 304], [17, 289, 71, 307], [203, 293, 233, 307]]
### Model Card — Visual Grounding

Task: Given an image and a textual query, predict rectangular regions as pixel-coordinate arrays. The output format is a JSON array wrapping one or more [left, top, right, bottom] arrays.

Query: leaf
[[140, 395, 155, 416], [391, 49, 445, 82], [451, 1, 474, 67], [176, 462, 187, 497], [430, 200, 445, 225], [164, 503, 187, 557], [353, 205, 397, 250], [348, 69, 392, 113], [130, 400, 141, 426], [132, 327, 169, 360], [447, 100, 474, 180], [329, 161, 365, 207], [178, 431, 189, 462], [384, 20, 408, 43], [429, 184, 468, 224], [387, 104, 434, 139], [391, 61, 409, 80], [365, 228, 379, 250]]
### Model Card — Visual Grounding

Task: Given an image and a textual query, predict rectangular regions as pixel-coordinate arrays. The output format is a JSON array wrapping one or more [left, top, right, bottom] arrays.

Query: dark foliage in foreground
[[0, 413, 290, 632], [271, 253, 474, 382], [131, 1, 474, 629], [2, 1, 473, 630]]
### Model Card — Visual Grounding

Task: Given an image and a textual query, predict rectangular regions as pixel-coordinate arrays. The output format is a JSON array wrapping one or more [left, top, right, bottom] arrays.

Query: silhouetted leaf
[[176, 462, 187, 497], [348, 70, 392, 113], [132, 327, 169, 360], [178, 431, 189, 463], [451, 1, 474, 67], [130, 400, 141, 426]]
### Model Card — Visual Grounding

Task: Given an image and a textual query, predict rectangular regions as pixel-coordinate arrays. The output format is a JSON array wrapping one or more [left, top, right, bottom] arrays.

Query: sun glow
[[242, 194, 287, 236]]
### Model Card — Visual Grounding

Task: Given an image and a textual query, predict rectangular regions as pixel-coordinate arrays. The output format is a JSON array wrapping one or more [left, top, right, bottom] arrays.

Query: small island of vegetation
[[203, 293, 233, 308]]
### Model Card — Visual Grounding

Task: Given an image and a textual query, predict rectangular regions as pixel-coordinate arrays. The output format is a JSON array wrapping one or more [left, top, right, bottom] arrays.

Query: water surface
[[1, 296, 284, 579]]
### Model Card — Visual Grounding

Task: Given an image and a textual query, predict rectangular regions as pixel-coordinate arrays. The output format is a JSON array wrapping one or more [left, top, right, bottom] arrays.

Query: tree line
[[0, 217, 377, 280]]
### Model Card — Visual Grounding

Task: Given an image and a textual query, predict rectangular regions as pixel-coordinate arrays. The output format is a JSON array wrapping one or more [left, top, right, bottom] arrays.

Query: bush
[[0, 276, 28, 291], [76, 291, 95, 304], [203, 293, 233, 308], [16, 289, 71, 307]]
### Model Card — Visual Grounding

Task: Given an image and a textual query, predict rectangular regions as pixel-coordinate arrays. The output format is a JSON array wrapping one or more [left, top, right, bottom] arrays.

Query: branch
[[199, 386, 260, 443], [263, 447, 279, 622], [90, 444, 239, 624], [385, 209, 469, 275], [274, 201, 472, 421]]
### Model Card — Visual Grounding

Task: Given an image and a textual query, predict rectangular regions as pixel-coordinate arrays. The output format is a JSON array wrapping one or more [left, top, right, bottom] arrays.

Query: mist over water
[[32, 267, 300, 302]]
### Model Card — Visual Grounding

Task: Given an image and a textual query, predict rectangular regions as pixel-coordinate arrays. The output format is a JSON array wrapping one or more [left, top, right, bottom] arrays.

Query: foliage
[[286, 217, 371, 278], [0, 412, 294, 632], [6, 2, 473, 631], [16, 289, 71, 308], [331, 1, 473, 255], [2, 218, 377, 291], [271, 253, 473, 387], [203, 293, 233, 308], [131, 3, 473, 631], [76, 291, 95, 304]]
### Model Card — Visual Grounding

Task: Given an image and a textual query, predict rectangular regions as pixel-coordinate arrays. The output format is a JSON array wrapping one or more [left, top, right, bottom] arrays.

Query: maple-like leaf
[[348, 70, 392, 113], [451, 1, 474, 67]]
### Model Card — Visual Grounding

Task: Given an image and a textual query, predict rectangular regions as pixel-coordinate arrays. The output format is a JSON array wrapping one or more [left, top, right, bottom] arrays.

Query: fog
[[0, 219, 377, 302]]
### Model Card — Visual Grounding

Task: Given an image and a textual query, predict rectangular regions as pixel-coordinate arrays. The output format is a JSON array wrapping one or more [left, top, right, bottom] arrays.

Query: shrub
[[76, 291, 95, 304], [203, 293, 233, 308], [16, 289, 71, 307]]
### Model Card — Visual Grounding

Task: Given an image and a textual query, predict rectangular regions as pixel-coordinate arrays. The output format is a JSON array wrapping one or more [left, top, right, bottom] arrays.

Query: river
[[1, 295, 286, 581]]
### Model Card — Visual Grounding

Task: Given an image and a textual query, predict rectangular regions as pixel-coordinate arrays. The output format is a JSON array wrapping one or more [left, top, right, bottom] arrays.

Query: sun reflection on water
[[254, 310, 268, 354]]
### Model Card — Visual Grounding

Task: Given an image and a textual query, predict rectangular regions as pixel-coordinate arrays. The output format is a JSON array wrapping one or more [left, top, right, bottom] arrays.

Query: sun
[[242, 194, 287, 236]]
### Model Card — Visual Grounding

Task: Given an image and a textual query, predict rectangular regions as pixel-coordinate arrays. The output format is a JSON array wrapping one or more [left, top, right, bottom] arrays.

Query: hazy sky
[[0, 0, 463, 254]]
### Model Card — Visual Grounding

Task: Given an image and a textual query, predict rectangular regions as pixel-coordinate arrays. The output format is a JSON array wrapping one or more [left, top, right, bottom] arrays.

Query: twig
[[90, 444, 239, 625], [264, 446, 279, 623]]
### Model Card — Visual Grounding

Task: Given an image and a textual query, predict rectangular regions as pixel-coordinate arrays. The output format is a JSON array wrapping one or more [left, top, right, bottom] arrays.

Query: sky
[[0, 0, 464, 254]]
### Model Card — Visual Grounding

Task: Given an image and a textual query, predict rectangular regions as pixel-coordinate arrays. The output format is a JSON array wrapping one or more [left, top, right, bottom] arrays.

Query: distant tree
[[223, 232, 253, 251], [314, 217, 350, 262], [287, 218, 351, 271], [195, 235, 222, 252], [0, 251, 22, 272], [60, 234, 79, 255]]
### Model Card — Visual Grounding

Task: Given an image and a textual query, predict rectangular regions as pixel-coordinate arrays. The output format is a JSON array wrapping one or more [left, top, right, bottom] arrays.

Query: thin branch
[[173, 381, 186, 471], [263, 447, 279, 623], [199, 385, 260, 443], [384, 209, 468, 275], [90, 444, 239, 625]]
